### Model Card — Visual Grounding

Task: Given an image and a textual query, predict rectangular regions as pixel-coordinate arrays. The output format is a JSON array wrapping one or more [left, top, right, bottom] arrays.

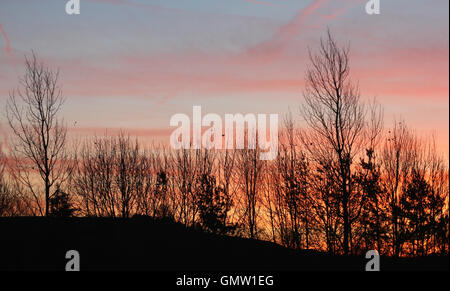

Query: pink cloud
[[354, 46, 449, 100], [240, 0, 328, 62], [0, 24, 16, 73], [0, 24, 11, 56], [38, 40, 447, 104]]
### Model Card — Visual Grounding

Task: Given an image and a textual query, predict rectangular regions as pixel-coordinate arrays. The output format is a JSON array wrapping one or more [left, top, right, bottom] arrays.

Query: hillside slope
[[0, 217, 447, 271]]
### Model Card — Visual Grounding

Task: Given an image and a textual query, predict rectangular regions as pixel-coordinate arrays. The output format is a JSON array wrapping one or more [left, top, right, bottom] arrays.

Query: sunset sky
[[0, 0, 448, 155]]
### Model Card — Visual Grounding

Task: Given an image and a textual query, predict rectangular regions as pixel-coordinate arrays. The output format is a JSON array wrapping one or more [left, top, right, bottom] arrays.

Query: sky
[[0, 0, 448, 155]]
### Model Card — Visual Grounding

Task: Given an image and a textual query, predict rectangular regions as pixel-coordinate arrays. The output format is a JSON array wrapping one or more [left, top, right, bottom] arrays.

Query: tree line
[[0, 32, 448, 257]]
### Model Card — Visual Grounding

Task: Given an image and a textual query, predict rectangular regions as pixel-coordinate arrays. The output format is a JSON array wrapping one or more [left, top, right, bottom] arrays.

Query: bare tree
[[74, 134, 148, 218], [309, 159, 341, 254], [424, 136, 449, 255], [217, 148, 238, 232], [115, 134, 140, 218], [0, 148, 29, 216], [236, 144, 263, 239], [135, 145, 173, 218], [6, 53, 72, 216], [73, 136, 116, 217], [0, 149, 13, 216], [266, 114, 311, 249], [387, 131, 449, 256], [170, 148, 215, 226], [300, 30, 382, 255], [381, 120, 415, 256]]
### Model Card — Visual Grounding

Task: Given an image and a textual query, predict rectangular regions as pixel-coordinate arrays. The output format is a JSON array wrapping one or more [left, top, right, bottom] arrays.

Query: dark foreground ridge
[[0, 217, 448, 271]]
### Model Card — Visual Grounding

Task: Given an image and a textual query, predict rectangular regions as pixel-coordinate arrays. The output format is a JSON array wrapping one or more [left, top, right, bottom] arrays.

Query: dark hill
[[0, 217, 447, 271]]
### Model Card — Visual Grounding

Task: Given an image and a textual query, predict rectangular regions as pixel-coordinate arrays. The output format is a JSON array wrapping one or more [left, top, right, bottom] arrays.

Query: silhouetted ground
[[0, 217, 448, 271]]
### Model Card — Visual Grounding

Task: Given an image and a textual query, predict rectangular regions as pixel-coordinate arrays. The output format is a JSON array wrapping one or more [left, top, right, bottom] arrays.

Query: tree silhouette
[[354, 149, 389, 254], [196, 174, 235, 235], [397, 170, 448, 256], [154, 171, 172, 218], [49, 185, 76, 217], [300, 30, 383, 255], [6, 53, 73, 216]]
